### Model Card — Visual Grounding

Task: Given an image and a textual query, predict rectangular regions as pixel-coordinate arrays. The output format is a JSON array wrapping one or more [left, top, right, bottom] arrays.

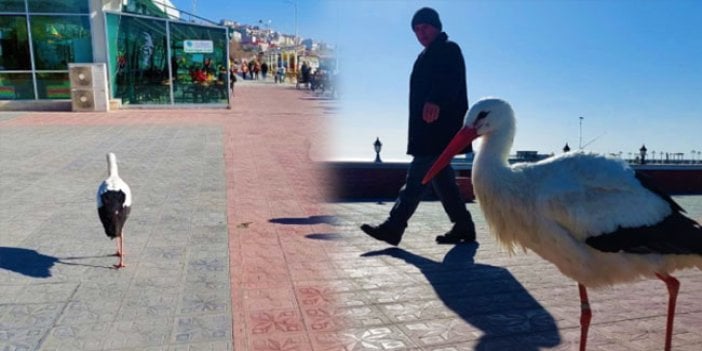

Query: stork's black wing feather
[[586, 211, 702, 255]]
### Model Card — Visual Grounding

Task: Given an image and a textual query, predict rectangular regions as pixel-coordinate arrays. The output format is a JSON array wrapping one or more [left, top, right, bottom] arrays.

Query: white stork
[[97, 153, 132, 269], [423, 98, 702, 351]]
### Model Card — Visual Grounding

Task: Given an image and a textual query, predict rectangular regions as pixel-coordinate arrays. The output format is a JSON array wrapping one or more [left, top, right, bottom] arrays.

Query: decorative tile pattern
[[41, 323, 112, 350], [311, 327, 417, 350], [250, 310, 305, 335], [174, 315, 230, 344], [250, 332, 311, 351], [0, 303, 64, 329], [303, 305, 388, 332], [103, 318, 173, 349], [180, 293, 229, 314]]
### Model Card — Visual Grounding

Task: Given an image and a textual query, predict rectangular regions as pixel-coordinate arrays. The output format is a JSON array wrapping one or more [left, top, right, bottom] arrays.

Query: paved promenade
[[2, 81, 702, 351]]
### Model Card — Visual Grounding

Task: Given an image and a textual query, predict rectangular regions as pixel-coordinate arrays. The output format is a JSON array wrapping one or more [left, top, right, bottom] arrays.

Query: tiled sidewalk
[[2, 82, 702, 351], [1, 120, 232, 350], [0, 83, 341, 351], [323, 199, 702, 350], [222, 84, 339, 350]]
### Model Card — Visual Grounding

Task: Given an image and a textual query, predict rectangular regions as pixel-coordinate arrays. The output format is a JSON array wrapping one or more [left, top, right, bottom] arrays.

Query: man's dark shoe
[[360, 223, 403, 246], [436, 223, 476, 244]]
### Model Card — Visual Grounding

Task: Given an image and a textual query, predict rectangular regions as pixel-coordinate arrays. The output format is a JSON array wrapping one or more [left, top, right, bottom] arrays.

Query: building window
[[122, 0, 171, 19], [170, 22, 228, 104], [0, 15, 31, 70], [27, 0, 89, 14], [30, 15, 93, 70], [1, 0, 90, 101], [0, 73, 34, 100], [106, 13, 170, 105], [0, 0, 25, 12], [36, 72, 70, 99]]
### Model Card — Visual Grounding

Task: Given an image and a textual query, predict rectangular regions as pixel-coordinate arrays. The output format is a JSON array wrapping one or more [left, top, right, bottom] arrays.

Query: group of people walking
[[239, 60, 268, 80]]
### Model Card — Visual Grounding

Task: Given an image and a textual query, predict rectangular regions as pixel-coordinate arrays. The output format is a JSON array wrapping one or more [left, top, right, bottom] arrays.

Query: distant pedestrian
[[361, 7, 475, 246], [203, 57, 213, 74], [254, 61, 260, 80], [229, 66, 237, 97], [301, 62, 311, 88], [261, 62, 269, 79], [275, 65, 286, 83], [171, 56, 179, 81], [240, 62, 248, 80]]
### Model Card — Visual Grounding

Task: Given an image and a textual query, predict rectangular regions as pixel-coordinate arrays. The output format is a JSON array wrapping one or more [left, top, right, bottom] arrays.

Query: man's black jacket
[[407, 32, 469, 156]]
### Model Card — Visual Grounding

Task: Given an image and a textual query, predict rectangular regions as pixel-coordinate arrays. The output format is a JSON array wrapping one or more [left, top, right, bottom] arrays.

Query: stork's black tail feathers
[[586, 211, 702, 255], [98, 191, 130, 239]]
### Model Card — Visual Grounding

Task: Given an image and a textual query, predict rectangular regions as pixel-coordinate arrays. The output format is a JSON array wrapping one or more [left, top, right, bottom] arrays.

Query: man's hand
[[423, 102, 440, 123]]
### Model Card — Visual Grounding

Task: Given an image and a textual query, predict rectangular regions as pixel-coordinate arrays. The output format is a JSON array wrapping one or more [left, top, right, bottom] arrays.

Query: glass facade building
[[0, 0, 92, 100], [1, 0, 229, 106]]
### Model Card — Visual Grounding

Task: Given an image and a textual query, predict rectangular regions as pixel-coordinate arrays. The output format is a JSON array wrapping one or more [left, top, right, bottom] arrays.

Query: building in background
[[0, 0, 229, 109]]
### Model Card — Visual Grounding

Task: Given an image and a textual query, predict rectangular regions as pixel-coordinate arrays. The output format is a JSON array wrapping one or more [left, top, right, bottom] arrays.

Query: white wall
[[88, 0, 121, 63]]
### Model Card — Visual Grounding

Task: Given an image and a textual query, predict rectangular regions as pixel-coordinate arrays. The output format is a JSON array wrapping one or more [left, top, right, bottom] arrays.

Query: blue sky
[[169, 0, 336, 43], [330, 0, 702, 161], [172, 0, 702, 162]]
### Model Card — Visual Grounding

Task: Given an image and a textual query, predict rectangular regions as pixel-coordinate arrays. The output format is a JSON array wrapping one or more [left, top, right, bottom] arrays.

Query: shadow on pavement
[[269, 215, 339, 226], [0, 247, 59, 278], [304, 233, 345, 241], [0, 247, 114, 277], [362, 243, 561, 350]]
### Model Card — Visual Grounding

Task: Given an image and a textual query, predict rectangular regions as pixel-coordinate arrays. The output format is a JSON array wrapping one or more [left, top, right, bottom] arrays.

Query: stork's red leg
[[578, 283, 591, 351], [114, 234, 126, 269], [656, 273, 680, 351], [115, 237, 121, 256]]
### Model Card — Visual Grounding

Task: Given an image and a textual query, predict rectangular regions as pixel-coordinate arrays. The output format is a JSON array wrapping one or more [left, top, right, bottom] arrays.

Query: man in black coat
[[361, 7, 475, 246]]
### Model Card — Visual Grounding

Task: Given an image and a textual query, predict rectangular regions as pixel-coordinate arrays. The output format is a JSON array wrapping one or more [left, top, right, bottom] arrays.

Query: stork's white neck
[[474, 126, 514, 171], [107, 153, 119, 177], [471, 123, 532, 254]]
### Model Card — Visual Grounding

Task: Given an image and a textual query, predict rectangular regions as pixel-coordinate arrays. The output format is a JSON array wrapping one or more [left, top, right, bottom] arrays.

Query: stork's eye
[[476, 110, 490, 121]]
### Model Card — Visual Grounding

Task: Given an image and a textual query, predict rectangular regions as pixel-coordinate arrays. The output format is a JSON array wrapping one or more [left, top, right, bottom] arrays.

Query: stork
[[422, 98, 702, 351], [97, 153, 132, 269]]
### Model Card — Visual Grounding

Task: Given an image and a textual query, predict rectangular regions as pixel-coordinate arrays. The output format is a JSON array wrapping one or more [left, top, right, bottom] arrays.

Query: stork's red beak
[[422, 127, 478, 185]]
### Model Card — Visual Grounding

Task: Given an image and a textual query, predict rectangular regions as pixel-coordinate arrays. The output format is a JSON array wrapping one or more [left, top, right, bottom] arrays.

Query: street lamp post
[[374, 137, 383, 163], [283, 0, 298, 44], [578, 116, 584, 149]]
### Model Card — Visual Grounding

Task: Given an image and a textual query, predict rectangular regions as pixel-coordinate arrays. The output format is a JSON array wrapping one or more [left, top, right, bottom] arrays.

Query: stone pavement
[[1, 114, 231, 350], [324, 199, 702, 351], [1, 81, 702, 351]]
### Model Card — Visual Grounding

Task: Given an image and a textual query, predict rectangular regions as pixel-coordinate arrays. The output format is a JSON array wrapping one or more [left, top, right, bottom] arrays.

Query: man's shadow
[[269, 215, 339, 226], [363, 244, 561, 350], [0, 247, 114, 278]]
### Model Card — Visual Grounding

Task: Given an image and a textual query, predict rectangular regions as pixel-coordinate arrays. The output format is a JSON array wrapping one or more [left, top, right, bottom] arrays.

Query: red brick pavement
[[223, 85, 340, 350], [2, 84, 343, 350]]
